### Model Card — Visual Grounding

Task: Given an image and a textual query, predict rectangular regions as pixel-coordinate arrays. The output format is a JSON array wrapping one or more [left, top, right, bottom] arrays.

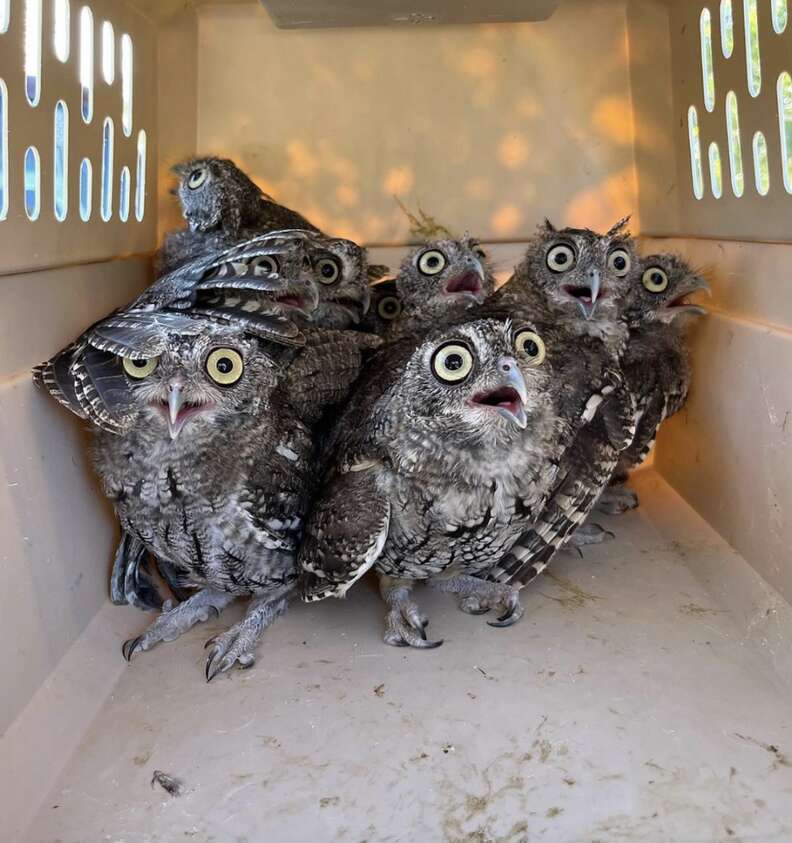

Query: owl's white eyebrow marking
[[276, 443, 298, 462]]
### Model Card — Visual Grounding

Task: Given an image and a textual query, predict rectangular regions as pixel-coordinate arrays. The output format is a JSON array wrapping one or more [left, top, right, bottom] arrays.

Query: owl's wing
[[280, 329, 382, 425], [300, 463, 390, 602], [487, 379, 638, 586], [32, 341, 88, 419]]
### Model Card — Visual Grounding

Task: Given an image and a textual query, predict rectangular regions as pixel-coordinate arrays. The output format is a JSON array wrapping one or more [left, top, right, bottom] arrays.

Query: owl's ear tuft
[[540, 219, 557, 234], [606, 215, 631, 237]]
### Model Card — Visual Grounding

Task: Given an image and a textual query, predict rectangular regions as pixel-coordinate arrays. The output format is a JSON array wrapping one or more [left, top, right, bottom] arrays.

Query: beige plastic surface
[[0, 0, 158, 275], [666, 0, 792, 240], [192, 0, 639, 245]]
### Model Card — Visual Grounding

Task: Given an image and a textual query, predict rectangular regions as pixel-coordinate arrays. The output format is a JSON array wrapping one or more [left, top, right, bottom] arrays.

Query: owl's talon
[[564, 522, 616, 548], [122, 636, 142, 662], [434, 576, 524, 630], [380, 580, 442, 649], [458, 596, 490, 615], [596, 484, 639, 514], [487, 600, 524, 628]]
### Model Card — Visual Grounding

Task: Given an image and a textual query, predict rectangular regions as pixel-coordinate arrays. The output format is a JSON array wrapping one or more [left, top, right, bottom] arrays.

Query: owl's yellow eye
[[121, 356, 159, 379], [431, 342, 474, 384], [514, 329, 546, 366], [250, 255, 279, 275], [642, 266, 669, 293], [378, 295, 402, 320], [608, 248, 632, 277], [546, 244, 576, 273], [187, 168, 207, 189], [206, 348, 244, 385], [316, 258, 341, 285], [418, 249, 447, 276]]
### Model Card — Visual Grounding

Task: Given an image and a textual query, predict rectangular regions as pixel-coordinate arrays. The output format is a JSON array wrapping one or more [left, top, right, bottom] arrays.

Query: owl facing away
[[92, 315, 314, 679], [300, 317, 567, 648], [388, 237, 495, 338], [498, 218, 637, 352]]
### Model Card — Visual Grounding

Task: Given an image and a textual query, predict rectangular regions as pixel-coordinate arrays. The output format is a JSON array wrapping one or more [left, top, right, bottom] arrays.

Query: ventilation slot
[[688, 106, 705, 199], [709, 142, 724, 198], [121, 33, 133, 136], [721, 0, 734, 58], [79, 157, 91, 220], [80, 6, 93, 122], [772, 0, 788, 33], [744, 0, 762, 96], [53, 0, 69, 62], [778, 71, 792, 192], [100, 117, 113, 221], [119, 165, 130, 221], [725, 91, 744, 196], [25, 0, 42, 107], [101, 21, 114, 84], [24, 145, 40, 219], [0, 0, 9, 34], [0, 79, 7, 220], [54, 100, 68, 220], [752, 131, 770, 194], [135, 129, 146, 220], [700, 8, 716, 111]]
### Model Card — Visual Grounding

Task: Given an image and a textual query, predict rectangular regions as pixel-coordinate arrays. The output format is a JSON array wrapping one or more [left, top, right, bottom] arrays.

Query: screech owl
[[300, 316, 580, 648], [385, 237, 495, 339], [359, 278, 403, 336], [495, 218, 637, 355], [90, 314, 314, 680], [598, 253, 709, 512], [156, 156, 321, 275]]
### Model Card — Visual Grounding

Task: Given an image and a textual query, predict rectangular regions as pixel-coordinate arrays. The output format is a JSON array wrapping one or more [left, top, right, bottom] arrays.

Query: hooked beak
[[470, 358, 529, 430], [658, 276, 711, 322], [566, 268, 602, 320], [167, 383, 185, 440], [444, 259, 486, 304]]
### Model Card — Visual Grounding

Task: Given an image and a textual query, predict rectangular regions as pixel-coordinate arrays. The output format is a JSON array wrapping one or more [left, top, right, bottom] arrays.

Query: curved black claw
[[122, 636, 142, 662], [487, 606, 524, 628]]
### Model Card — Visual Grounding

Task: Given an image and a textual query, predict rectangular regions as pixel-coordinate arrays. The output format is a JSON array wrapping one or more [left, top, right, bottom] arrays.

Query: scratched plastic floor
[[25, 472, 792, 843]]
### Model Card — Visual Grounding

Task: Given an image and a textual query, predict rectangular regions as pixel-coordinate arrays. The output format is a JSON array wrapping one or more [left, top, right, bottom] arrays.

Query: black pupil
[[216, 357, 234, 374], [190, 171, 202, 183], [652, 272, 663, 284], [614, 256, 626, 269], [427, 256, 439, 267], [132, 360, 147, 369], [383, 300, 397, 315], [446, 354, 463, 371], [321, 263, 336, 277], [523, 340, 538, 356], [555, 251, 568, 265]]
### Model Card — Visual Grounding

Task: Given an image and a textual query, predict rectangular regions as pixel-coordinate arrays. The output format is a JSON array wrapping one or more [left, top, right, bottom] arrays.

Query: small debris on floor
[[679, 602, 726, 616], [734, 734, 792, 768], [441, 744, 455, 754], [474, 665, 494, 680], [319, 796, 340, 808], [547, 806, 563, 818], [151, 770, 183, 797], [373, 683, 385, 697]]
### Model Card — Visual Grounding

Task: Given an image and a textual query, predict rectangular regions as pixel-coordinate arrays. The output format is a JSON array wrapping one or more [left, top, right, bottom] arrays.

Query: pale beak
[[496, 358, 529, 430], [167, 383, 185, 440], [578, 268, 602, 320], [658, 276, 712, 322]]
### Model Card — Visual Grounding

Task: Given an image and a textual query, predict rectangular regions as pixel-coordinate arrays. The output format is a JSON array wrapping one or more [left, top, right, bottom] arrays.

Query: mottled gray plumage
[[493, 218, 636, 356], [598, 253, 709, 511], [386, 237, 494, 340], [91, 317, 313, 679], [483, 221, 642, 582], [359, 277, 403, 336], [300, 317, 614, 647], [156, 157, 321, 274]]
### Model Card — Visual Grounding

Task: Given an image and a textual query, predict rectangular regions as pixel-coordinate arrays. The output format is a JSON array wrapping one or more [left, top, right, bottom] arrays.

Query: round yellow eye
[[378, 295, 402, 320], [642, 266, 669, 293], [514, 330, 546, 365], [316, 258, 341, 285], [251, 255, 279, 275], [187, 168, 207, 189], [206, 348, 244, 385], [546, 243, 576, 273], [418, 249, 447, 276], [431, 342, 474, 384], [608, 248, 632, 277], [121, 356, 158, 379]]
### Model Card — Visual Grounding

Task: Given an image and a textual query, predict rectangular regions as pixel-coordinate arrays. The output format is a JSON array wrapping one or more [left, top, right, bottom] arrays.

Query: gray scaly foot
[[596, 483, 639, 514], [122, 588, 235, 661], [379, 576, 441, 649], [433, 574, 524, 628], [205, 594, 289, 681], [564, 521, 615, 548]]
